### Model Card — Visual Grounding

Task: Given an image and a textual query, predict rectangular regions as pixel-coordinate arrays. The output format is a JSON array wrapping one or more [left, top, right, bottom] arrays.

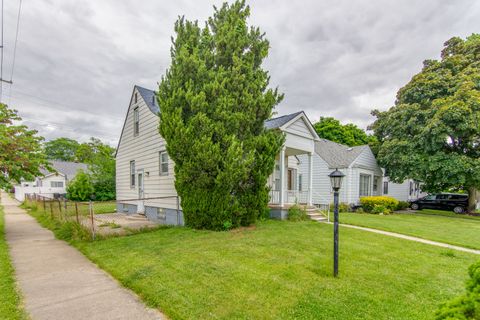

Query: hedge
[[360, 196, 399, 213], [436, 260, 480, 319]]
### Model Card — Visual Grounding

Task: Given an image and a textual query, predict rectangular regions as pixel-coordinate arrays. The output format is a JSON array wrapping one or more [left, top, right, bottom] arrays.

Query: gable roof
[[315, 139, 367, 168], [136, 85, 159, 115], [264, 111, 303, 129], [40, 161, 88, 180]]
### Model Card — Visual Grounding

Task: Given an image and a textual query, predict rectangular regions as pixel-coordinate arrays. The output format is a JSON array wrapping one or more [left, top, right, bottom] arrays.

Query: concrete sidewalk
[[324, 221, 480, 255], [1, 192, 165, 320]]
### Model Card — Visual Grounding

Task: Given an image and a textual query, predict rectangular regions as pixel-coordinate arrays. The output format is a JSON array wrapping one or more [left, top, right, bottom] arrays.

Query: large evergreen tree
[[371, 34, 480, 211], [158, 1, 284, 230]]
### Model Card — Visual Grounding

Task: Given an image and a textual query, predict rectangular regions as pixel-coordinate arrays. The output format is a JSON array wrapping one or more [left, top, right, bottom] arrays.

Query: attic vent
[[347, 147, 353, 151]]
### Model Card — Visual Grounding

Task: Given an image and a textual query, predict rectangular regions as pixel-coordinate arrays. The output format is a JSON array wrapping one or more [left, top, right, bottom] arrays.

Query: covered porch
[[265, 111, 319, 212]]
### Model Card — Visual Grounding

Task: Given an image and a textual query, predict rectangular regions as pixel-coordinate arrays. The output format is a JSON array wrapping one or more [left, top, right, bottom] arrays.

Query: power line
[[9, 0, 22, 84], [9, 91, 124, 121]]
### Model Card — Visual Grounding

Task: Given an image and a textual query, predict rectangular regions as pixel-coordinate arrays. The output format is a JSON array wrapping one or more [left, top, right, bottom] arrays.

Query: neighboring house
[[115, 86, 320, 224], [298, 139, 384, 205], [14, 161, 88, 201], [382, 176, 426, 202]]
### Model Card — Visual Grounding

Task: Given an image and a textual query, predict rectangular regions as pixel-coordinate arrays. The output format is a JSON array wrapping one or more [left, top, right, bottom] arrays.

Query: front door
[[137, 171, 145, 213]]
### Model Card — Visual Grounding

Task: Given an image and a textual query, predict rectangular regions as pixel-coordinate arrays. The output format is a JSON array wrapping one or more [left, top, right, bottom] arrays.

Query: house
[[382, 176, 425, 202], [297, 139, 384, 205], [116, 85, 426, 224], [14, 161, 88, 201], [115, 85, 320, 224]]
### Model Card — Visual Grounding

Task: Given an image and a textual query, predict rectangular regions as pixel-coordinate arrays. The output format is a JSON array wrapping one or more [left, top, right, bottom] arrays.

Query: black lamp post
[[329, 168, 345, 277]]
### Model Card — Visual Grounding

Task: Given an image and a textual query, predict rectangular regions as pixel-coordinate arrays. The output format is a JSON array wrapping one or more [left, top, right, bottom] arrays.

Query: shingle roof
[[315, 139, 367, 168], [264, 111, 303, 129], [40, 161, 88, 180], [136, 85, 160, 115], [136, 86, 303, 130]]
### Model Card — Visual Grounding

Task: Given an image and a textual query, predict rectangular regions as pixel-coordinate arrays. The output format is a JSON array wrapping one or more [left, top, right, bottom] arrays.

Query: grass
[[73, 220, 479, 320], [340, 211, 480, 250], [0, 205, 27, 320], [92, 202, 116, 214], [414, 209, 480, 221]]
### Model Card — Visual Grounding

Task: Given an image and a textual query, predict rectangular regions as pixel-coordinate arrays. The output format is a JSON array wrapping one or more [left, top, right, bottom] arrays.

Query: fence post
[[43, 197, 46, 212], [75, 202, 79, 224], [49, 201, 53, 219], [89, 201, 95, 240]]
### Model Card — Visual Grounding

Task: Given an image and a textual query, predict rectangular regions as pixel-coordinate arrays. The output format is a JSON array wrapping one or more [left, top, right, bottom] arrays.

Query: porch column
[[308, 152, 313, 206], [279, 146, 286, 207]]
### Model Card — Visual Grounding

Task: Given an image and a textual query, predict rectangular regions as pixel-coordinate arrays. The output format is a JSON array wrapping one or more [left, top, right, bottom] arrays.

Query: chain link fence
[[23, 193, 117, 240]]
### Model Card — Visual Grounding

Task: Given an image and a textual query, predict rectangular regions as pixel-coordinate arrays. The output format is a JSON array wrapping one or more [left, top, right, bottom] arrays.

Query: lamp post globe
[[329, 168, 344, 277]]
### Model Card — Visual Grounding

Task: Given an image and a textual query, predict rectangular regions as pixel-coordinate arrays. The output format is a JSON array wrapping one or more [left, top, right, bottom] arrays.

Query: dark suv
[[409, 193, 468, 213]]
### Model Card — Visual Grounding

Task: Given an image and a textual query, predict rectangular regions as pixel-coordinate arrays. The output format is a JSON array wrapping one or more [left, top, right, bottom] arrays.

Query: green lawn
[[0, 205, 27, 320], [75, 220, 479, 320], [340, 211, 480, 250]]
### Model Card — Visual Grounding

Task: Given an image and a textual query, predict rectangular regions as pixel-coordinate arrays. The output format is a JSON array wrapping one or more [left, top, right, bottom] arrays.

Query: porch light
[[329, 168, 345, 191]]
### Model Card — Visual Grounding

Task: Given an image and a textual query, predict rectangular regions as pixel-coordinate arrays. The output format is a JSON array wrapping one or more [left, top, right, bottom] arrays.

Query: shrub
[[396, 201, 410, 211], [360, 196, 399, 213], [436, 260, 480, 319], [371, 204, 391, 215], [67, 170, 94, 201], [329, 202, 351, 213], [287, 205, 308, 221]]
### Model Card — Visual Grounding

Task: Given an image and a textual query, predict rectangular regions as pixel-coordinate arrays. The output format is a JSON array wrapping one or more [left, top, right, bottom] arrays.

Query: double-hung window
[[130, 161, 135, 187], [133, 107, 139, 136], [359, 174, 371, 197], [383, 181, 389, 194], [51, 181, 63, 188], [159, 151, 169, 175]]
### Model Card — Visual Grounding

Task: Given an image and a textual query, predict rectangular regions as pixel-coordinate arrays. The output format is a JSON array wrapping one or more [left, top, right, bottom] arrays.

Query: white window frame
[[359, 174, 371, 197], [50, 181, 64, 188], [133, 107, 139, 136], [159, 151, 169, 175], [130, 160, 135, 187]]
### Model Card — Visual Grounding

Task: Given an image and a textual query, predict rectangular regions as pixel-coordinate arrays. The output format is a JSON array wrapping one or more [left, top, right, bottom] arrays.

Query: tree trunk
[[467, 187, 477, 213]]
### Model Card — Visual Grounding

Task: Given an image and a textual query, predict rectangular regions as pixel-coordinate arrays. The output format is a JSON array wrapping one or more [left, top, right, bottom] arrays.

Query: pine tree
[[158, 1, 284, 230]]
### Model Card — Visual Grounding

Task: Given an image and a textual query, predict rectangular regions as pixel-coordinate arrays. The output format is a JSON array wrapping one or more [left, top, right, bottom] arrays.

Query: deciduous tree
[[44, 137, 79, 161], [158, 0, 284, 230], [371, 34, 480, 211], [0, 104, 49, 189]]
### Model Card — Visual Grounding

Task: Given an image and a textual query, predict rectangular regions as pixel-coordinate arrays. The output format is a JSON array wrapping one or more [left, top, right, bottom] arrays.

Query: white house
[[116, 85, 427, 224], [14, 161, 88, 201], [115, 86, 320, 224], [382, 176, 425, 202], [297, 139, 384, 205]]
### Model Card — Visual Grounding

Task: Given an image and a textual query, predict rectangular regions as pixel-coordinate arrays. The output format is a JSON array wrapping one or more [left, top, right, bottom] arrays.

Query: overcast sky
[[2, 0, 480, 145]]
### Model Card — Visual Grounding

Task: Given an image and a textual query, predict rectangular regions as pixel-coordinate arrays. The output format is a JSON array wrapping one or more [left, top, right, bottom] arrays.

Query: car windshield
[[424, 195, 436, 200]]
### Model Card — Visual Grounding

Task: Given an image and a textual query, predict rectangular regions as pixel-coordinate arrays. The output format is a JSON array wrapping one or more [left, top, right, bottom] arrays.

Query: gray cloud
[[2, 0, 479, 144]]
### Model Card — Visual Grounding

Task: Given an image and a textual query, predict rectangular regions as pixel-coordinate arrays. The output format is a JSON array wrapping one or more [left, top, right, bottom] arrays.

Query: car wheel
[[453, 206, 464, 214], [411, 203, 419, 210]]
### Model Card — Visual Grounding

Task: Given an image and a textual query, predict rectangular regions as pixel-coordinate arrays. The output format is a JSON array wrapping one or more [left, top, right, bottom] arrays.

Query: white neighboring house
[[297, 139, 426, 205], [298, 139, 384, 205], [115, 85, 320, 224], [14, 161, 88, 201], [382, 176, 426, 202]]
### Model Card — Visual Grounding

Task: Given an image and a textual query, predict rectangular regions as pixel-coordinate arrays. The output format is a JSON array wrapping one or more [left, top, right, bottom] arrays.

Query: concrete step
[[307, 212, 327, 222], [126, 214, 148, 221], [310, 216, 327, 222]]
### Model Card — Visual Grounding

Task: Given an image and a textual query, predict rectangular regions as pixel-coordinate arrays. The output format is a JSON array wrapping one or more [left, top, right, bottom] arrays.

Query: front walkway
[[326, 222, 480, 255], [1, 192, 165, 320]]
